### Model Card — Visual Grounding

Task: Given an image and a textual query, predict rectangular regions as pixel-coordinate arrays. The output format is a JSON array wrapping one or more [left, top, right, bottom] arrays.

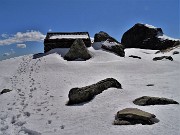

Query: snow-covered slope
[[0, 46, 180, 135]]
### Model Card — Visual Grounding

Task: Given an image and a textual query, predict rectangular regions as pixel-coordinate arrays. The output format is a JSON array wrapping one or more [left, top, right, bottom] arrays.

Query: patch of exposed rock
[[101, 39, 125, 57], [67, 78, 122, 105], [133, 96, 179, 106], [114, 108, 159, 125], [0, 89, 12, 95], [129, 55, 141, 59], [153, 56, 173, 61], [64, 39, 91, 61], [121, 23, 180, 50], [173, 51, 179, 55]]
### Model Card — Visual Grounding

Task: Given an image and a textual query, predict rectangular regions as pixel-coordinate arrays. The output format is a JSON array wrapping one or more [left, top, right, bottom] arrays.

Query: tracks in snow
[[0, 56, 45, 135]]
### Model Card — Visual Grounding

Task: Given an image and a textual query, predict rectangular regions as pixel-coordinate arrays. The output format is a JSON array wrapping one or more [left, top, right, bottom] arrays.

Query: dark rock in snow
[[173, 51, 179, 55], [129, 55, 141, 59], [67, 78, 122, 105], [94, 31, 119, 43], [133, 96, 179, 106], [0, 89, 12, 95], [101, 39, 125, 57], [121, 23, 180, 50], [146, 84, 154, 86], [64, 39, 91, 61], [153, 56, 173, 61], [114, 108, 159, 125]]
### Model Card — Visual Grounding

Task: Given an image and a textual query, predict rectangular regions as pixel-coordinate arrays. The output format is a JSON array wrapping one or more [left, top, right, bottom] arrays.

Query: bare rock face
[[153, 56, 173, 61], [67, 78, 122, 105], [121, 23, 180, 50], [114, 108, 159, 125], [133, 96, 179, 106], [64, 39, 91, 61]]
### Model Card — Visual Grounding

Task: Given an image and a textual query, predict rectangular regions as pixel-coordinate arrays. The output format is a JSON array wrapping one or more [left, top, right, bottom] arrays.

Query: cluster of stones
[[67, 78, 179, 125]]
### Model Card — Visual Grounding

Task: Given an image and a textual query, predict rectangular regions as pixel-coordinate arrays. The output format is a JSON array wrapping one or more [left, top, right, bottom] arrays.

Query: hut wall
[[44, 38, 91, 53]]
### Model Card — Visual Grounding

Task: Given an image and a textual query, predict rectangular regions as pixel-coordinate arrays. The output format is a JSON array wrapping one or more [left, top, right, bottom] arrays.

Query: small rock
[[133, 96, 179, 106], [24, 112, 31, 117], [68, 78, 122, 105], [173, 51, 179, 55], [114, 108, 159, 125], [153, 56, 173, 61], [146, 84, 154, 86], [60, 125, 65, 129], [129, 55, 141, 59], [48, 120, 52, 124], [0, 89, 12, 95]]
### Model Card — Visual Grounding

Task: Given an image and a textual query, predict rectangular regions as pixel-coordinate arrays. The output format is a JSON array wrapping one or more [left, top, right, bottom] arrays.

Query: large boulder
[[133, 96, 179, 106], [94, 31, 119, 43], [67, 78, 122, 105], [64, 39, 91, 61], [121, 23, 180, 50], [101, 39, 125, 57], [114, 108, 159, 125]]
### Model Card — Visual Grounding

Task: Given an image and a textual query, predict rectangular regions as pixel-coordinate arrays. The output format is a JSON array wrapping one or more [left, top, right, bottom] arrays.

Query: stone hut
[[44, 32, 91, 53]]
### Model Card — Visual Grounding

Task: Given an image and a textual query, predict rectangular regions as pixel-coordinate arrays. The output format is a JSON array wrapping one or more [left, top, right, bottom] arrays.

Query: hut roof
[[46, 32, 90, 39]]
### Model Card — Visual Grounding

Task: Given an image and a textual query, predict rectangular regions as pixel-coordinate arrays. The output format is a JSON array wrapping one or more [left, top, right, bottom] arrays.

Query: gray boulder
[[121, 23, 180, 50], [0, 89, 12, 95], [67, 78, 122, 105], [114, 108, 159, 125], [153, 56, 173, 61], [64, 39, 91, 61], [94, 31, 119, 43], [101, 39, 125, 57], [133, 96, 179, 106]]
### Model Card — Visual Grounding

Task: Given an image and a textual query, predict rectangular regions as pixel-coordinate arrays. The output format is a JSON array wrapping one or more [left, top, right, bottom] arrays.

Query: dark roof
[[45, 32, 90, 39]]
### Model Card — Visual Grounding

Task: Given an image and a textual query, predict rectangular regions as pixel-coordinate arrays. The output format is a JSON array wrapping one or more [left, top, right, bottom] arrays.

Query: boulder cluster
[[41, 23, 179, 61], [67, 78, 179, 126]]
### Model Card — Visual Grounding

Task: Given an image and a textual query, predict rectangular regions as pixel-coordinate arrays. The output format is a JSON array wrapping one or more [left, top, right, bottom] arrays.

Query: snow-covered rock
[[121, 23, 180, 50], [101, 39, 125, 57], [64, 39, 91, 61]]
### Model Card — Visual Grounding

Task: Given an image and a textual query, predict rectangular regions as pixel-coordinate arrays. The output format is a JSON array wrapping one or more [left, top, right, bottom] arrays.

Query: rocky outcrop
[[0, 89, 12, 95], [153, 56, 173, 61], [64, 39, 91, 61], [121, 23, 180, 50], [114, 108, 159, 125], [67, 78, 122, 105], [101, 39, 125, 57], [133, 96, 179, 106], [94, 31, 119, 43]]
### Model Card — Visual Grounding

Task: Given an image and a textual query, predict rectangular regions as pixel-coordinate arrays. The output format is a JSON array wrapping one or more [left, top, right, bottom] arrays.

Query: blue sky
[[0, 0, 179, 60]]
